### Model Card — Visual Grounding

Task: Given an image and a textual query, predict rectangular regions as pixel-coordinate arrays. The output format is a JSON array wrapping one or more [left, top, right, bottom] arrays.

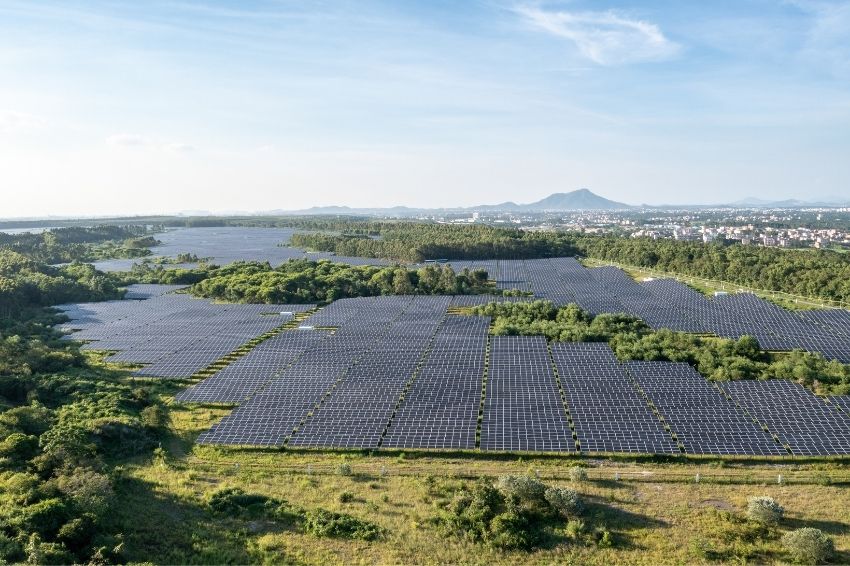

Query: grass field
[[107, 382, 850, 565]]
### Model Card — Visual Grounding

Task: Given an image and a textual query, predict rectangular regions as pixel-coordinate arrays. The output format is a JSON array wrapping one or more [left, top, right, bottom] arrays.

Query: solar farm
[[56, 263, 850, 457]]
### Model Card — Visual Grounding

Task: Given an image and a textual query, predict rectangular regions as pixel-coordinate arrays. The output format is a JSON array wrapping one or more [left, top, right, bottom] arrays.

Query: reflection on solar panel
[[480, 336, 574, 452], [552, 343, 679, 455], [625, 361, 785, 456], [721, 380, 850, 456]]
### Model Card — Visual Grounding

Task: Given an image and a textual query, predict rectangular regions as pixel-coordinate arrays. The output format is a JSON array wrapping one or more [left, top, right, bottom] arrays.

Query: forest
[[288, 221, 850, 303], [0, 226, 159, 264]]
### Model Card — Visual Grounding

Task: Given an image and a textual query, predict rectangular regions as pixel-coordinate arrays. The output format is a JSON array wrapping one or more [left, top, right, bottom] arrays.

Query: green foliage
[[289, 222, 579, 263], [189, 259, 492, 305], [438, 477, 596, 551], [781, 528, 834, 564], [336, 462, 353, 476], [474, 300, 850, 392], [303, 509, 384, 540], [496, 475, 547, 505], [544, 487, 582, 517], [338, 490, 355, 503], [568, 466, 588, 482], [746, 496, 784, 525], [208, 487, 271, 515], [0, 225, 153, 264]]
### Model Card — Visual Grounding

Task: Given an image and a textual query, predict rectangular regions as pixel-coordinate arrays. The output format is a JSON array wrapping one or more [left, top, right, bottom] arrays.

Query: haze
[[1, 0, 849, 217]]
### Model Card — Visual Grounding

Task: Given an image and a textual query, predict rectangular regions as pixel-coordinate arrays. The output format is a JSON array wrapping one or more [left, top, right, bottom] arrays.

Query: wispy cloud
[[790, 0, 850, 77], [163, 142, 195, 153], [0, 111, 46, 134], [106, 133, 149, 147], [516, 4, 679, 65]]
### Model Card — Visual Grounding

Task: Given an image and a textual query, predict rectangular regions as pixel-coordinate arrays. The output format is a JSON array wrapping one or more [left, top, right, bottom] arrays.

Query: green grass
[[104, 395, 850, 565]]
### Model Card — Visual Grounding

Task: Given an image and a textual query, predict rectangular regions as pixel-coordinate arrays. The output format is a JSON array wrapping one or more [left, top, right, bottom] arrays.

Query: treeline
[[0, 251, 123, 318], [0, 226, 155, 264], [287, 221, 850, 303], [290, 223, 580, 262], [472, 300, 850, 393], [190, 260, 492, 304]]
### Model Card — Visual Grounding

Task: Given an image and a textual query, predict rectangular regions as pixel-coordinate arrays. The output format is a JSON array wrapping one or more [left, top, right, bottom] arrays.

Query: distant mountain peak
[[474, 189, 632, 211]]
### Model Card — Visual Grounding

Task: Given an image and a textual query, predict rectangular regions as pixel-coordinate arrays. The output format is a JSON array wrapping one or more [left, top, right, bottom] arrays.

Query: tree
[[392, 269, 414, 295]]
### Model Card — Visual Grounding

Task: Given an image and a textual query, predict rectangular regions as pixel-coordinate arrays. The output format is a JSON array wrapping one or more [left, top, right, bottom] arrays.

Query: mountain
[[473, 189, 632, 211]]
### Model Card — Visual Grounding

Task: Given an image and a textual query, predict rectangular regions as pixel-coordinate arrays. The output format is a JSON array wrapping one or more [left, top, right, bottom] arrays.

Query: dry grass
[[111, 400, 850, 564]]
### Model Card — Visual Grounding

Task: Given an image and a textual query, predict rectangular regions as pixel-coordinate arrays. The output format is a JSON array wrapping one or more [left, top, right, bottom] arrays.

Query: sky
[[1, 0, 849, 217]]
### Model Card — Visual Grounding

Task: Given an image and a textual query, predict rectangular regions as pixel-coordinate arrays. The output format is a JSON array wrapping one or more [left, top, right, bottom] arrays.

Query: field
[[104, 380, 850, 565]]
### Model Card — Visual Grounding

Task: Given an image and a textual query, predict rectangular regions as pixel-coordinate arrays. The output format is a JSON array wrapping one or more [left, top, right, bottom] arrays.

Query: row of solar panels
[[189, 304, 850, 456]]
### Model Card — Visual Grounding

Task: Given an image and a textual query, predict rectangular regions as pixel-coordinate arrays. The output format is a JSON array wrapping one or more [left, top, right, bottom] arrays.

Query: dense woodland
[[289, 222, 850, 303], [190, 260, 492, 304], [0, 226, 158, 264], [472, 300, 850, 394]]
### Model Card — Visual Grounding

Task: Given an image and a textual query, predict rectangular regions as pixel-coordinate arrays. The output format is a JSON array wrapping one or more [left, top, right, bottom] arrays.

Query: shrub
[[303, 509, 383, 540], [338, 490, 354, 503], [544, 486, 582, 517], [0, 532, 23, 563], [782, 528, 834, 564], [13, 498, 68, 537], [336, 462, 352, 476], [487, 511, 535, 550], [565, 519, 586, 541], [57, 514, 97, 552], [496, 475, 546, 503], [208, 487, 269, 514], [568, 466, 588, 482], [57, 468, 114, 517], [746, 496, 784, 525]]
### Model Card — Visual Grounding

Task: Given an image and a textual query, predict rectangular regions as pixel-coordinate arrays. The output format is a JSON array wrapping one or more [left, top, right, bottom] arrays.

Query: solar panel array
[[480, 336, 574, 452], [448, 257, 850, 362], [56, 286, 314, 379], [174, 330, 331, 402], [198, 296, 431, 445], [383, 316, 489, 449], [828, 395, 850, 417], [91, 227, 388, 272], [721, 380, 850, 456], [625, 361, 785, 456], [290, 297, 450, 448], [552, 343, 678, 454]]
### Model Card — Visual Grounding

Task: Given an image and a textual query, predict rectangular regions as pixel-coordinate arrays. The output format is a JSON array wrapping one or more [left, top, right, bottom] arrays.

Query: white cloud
[[516, 5, 680, 65], [163, 142, 196, 153], [0, 111, 46, 134], [106, 133, 149, 147], [792, 0, 850, 77]]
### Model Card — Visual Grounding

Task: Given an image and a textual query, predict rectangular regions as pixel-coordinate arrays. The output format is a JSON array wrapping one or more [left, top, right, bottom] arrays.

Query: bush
[[746, 496, 784, 525], [338, 491, 354, 503], [544, 486, 582, 517], [303, 509, 383, 540], [782, 528, 834, 564], [565, 519, 586, 541], [14, 498, 69, 537], [336, 462, 352, 476], [496, 475, 546, 503], [208, 487, 269, 514], [569, 466, 588, 482], [487, 511, 535, 550], [57, 468, 114, 517]]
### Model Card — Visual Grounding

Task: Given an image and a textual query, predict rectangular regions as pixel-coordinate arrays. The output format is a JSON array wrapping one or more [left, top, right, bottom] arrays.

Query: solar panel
[[480, 336, 574, 452]]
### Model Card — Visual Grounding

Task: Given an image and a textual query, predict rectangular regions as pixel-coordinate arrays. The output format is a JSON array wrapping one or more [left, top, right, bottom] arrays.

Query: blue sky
[[1, 0, 848, 216]]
